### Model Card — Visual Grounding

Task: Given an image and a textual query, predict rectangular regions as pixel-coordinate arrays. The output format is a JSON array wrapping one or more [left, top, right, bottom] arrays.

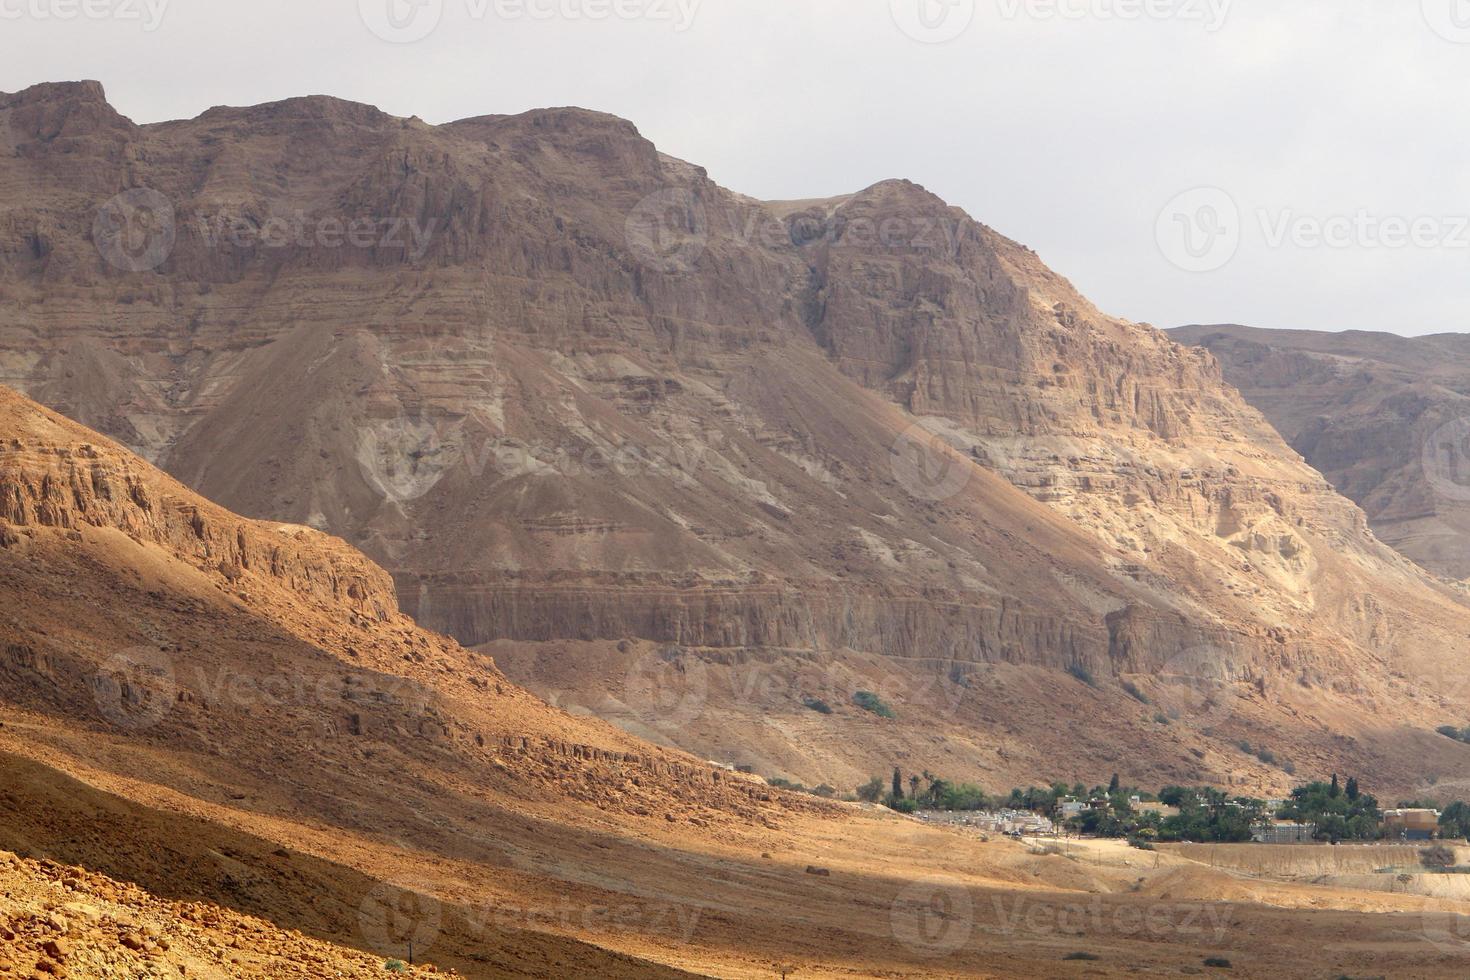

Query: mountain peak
[[2, 79, 109, 107], [1, 79, 132, 140]]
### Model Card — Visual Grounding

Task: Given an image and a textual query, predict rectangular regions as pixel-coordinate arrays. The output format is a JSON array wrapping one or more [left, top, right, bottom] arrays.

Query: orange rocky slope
[[6, 82, 1470, 796]]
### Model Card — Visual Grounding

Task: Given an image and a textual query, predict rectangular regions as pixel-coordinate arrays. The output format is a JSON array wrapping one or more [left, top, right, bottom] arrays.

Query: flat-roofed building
[[1384, 809, 1441, 840]]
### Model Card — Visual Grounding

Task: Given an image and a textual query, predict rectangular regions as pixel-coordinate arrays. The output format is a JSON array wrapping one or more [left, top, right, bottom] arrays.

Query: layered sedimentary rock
[[1172, 324, 1470, 581], [6, 81, 1470, 791]]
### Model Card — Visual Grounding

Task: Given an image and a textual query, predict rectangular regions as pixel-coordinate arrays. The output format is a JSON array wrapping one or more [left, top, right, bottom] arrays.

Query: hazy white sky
[[4, 0, 1470, 335]]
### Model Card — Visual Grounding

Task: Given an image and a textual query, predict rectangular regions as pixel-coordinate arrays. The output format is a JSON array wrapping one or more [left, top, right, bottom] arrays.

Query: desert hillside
[[6, 82, 1470, 796], [1172, 324, 1470, 582], [9, 382, 1470, 977]]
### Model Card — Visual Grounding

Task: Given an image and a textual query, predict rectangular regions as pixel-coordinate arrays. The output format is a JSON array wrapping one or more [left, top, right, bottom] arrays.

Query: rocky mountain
[[1170, 324, 1470, 581], [10, 383, 1470, 979], [0, 382, 843, 977], [6, 80, 1470, 797]]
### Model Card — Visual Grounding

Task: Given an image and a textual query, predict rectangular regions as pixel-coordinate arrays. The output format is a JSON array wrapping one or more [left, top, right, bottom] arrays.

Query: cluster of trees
[[851, 769, 1420, 845], [1152, 788, 1266, 843], [855, 771, 1153, 819], [854, 768, 990, 813], [1275, 775, 1381, 841], [1441, 801, 1470, 839], [1057, 784, 1266, 843]]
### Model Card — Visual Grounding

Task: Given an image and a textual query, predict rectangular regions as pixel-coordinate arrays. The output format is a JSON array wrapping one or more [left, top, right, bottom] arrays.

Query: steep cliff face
[[0, 395, 397, 623], [6, 81, 1470, 792], [1171, 324, 1470, 581]]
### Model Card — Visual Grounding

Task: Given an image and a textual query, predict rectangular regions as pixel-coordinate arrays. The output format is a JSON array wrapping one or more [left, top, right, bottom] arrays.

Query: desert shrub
[[385, 962, 408, 974], [1421, 844, 1457, 870], [1237, 740, 1253, 754], [852, 691, 895, 718], [1203, 957, 1232, 969], [767, 777, 804, 792], [856, 776, 885, 802], [1153, 712, 1171, 725], [1439, 725, 1463, 741], [802, 695, 833, 714], [1063, 952, 1100, 961], [1066, 662, 1097, 688], [1255, 748, 1277, 766], [1121, 679, 1150, 704], [811, 784, 837, 798]]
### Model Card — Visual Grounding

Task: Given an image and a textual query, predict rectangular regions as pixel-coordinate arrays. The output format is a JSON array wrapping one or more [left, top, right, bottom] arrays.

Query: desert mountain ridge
[[1171, 323, 1470, 582], [6, 80, 1470, 798]]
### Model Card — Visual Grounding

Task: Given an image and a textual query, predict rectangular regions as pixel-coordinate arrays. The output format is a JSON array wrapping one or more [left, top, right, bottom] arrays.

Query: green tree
[[1441, 802, 1470, 840], [892, 767, 904, 801], [1278, 777, 1380, 842]]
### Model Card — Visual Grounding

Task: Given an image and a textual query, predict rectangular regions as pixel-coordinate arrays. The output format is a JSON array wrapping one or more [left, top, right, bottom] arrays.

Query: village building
[[1383, 809, 1441, 841]]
